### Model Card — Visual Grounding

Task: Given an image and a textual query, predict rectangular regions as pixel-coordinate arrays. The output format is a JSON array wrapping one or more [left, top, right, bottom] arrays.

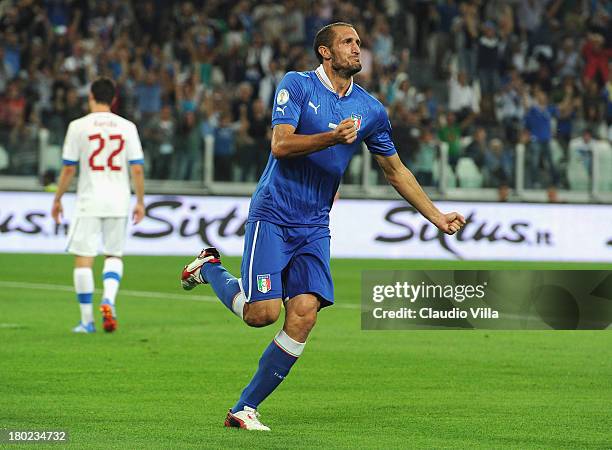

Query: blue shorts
[[240, 221, 334, 308]]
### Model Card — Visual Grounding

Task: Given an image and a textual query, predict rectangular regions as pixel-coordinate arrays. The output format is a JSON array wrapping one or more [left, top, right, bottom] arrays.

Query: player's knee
[[287, 302, 318, 333], [243, 302, 281, 327]]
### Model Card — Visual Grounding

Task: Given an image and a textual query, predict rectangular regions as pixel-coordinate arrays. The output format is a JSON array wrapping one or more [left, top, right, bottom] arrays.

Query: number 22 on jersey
[[88, 134, 125, 171]]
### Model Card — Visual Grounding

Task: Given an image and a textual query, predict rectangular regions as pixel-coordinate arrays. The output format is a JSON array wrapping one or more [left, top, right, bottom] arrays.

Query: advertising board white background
[[0, 192, 611, 262]]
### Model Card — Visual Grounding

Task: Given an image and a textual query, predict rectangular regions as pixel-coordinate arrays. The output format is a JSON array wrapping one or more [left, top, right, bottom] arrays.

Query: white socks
[[273, 330, 306, 357], [102, 257, 123, 306], [74, 268, 94, 325], [231, 292, 246, 319], [74, 258, 123, 326]]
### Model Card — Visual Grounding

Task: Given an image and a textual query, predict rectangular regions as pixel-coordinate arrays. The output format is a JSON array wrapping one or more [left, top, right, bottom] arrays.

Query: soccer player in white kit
[[51, 78, 145, 333]]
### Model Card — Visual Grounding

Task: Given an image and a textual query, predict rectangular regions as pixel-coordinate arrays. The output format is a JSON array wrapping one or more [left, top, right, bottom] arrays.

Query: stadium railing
[[0, 128, 610, 204]]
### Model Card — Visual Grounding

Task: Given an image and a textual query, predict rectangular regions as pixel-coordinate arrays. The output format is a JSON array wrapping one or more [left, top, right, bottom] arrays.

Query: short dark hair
[[90, 77, 115, 105], [313, 22, 355, 63]]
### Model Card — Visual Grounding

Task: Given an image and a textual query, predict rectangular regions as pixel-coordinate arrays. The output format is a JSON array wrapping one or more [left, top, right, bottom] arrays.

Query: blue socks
[[232, 330, 305, 412], [201, 264, 307, 412], [201, 263, 243, 316]]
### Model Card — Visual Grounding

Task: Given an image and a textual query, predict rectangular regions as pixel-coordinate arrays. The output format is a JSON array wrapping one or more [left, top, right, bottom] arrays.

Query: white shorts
[[66, 217, 128, 257]]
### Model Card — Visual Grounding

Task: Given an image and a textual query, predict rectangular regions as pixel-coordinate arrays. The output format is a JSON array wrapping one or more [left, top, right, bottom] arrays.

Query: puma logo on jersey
[[308, 101, 320, 114], [276, 106, 287, 115]]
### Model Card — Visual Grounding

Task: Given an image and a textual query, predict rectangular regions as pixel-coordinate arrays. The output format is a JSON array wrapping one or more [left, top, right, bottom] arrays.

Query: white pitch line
[[0, 281, 360, 309], [0, 281, 556, 325]]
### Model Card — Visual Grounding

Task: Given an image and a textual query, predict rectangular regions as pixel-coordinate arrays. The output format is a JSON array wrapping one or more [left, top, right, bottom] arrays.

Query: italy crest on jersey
[[257, 274, 272, 293], [351, 113, 362, 131]]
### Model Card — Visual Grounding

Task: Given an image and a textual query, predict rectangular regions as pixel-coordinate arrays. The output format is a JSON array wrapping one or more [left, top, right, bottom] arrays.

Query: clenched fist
[[334, 118, 358, 145]]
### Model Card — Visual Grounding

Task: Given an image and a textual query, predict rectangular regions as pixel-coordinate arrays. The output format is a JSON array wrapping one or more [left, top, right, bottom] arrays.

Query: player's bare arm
[[374, 153, 466, 235], [51, 165, 77, 224], [130, 164, 145, 224], [271, 118, 357, 159]]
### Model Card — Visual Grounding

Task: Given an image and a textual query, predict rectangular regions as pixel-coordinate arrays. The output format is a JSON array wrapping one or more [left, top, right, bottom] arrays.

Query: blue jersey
[[248, 65, 397, 227]]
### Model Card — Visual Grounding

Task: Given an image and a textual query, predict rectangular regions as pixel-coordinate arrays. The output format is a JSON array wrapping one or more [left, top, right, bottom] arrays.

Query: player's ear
[[318, 45, 332, 61]]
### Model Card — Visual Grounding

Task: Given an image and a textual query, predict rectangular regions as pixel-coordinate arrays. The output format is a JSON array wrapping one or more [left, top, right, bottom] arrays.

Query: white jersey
[[62, 112, 144, 217]]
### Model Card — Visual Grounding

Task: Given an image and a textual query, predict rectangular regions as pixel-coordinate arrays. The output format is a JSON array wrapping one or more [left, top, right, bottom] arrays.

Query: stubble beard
[[330, 53, 362, 79]]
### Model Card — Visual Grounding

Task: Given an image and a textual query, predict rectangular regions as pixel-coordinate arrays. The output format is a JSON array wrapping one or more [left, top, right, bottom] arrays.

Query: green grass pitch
[[1, 253, 611, 449]]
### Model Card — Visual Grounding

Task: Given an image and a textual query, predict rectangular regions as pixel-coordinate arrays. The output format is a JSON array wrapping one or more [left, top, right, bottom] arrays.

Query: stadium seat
[[432, 161, 457, 188], [455, 157, 483, 188], [347, 153, 363, 184], [40, 144, 63, 172], [566, 159, 589, 191], [594, 141, 612, 192], [0, 145, 8, 171]]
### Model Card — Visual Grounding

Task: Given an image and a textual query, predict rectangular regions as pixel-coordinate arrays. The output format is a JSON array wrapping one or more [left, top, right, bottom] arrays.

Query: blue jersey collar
[[315, 65, 354, 97]]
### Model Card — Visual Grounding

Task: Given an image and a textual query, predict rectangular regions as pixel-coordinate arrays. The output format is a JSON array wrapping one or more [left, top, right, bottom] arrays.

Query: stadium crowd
[[0, 0, 611, 199]]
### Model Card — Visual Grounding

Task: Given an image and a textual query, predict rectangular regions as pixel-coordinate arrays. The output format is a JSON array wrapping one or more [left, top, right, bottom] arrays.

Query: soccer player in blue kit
[[181, 22, 466, 431]]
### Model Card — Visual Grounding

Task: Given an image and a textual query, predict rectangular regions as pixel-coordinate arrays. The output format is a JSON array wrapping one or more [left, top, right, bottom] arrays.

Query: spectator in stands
[[258, 60, 284, 108], [603, 70, 612, 126], [495, 69, 526, 143], [372, 14, 395, 69], [525, 51, 555, 93], [505, 39, 528, 74], [0, 80, 26, 129], [431, 0, 459, 79], [234, 103, 257, 182], [517, 0, 548, 50], [412, 127, 437, 186], [555, 37, 582, 79], [581, 32, 612, 86], [484, 138, 513, 201], [176, 74, 203, 115], [245, 32, 273, 85], [135, 68, 162, 120], [213, 109, 240, 182], [64, 88, 85, 125], [2, 30, 21, 79], [464, 126, 488, 170], [569, 128, 596, 178], [147, 104, 176, 180], [247, 98, 272, 179], [452, 2, 479, 81], [284, 0, 306, 46], [422, 86, 440, 122], [390, 73, 418, 111], [0, 47, 12, 94], [252, 0, 285, 43], [554, 77, 582, 163], [354, 35, 373, 84], [388, 103, 420, 173], [523, 89, 560, 190], [8, 112, 39, 175], [232, 82, 254, 125], [174, 110, 202, 181], [438, 111, 462, 169], [476, 21, 501, 117], [583, 78, 605, 130], [448, 70, 479, 127]]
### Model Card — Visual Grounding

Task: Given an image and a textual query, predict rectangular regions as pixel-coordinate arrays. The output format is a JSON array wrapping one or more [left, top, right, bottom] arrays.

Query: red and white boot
[[224, 406, 270, 431], [180, 247, 221, 291]]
